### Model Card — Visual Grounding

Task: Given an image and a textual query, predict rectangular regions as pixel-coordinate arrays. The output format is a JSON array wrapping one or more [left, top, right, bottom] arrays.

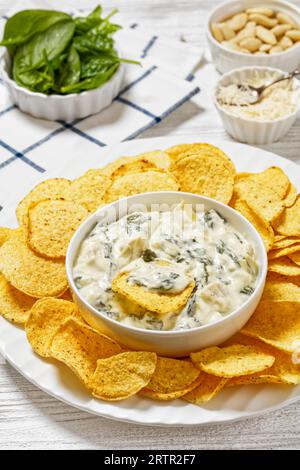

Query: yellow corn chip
[[268, 243, 300, 260], [261, 279, 300, 302], [26, 298, 83, 357], [283, 183, 298, 207], [28, 199, 88, 258], [89, 351, 157, 401], [242, 300, 300, 354], [69, 169, 111, 213], [140, 357, 201, 400], [268, 257, 300, 276], [230, 196, 274, 251], [0, 273, 36, 324], [184, 373, 227, 404], [190, 345, 275, 377], [16, 178, 71, 228], [171, 153, 234, 204], [289, 252, 300, 266], [104, 170, 179, 203], [50, 317, 122, 385], [224, 333, 300, 385], [0, 230, 67, 297], [112, 270, 195, 315], [0, 227, 14, 247], [273, 195, 300, 236]]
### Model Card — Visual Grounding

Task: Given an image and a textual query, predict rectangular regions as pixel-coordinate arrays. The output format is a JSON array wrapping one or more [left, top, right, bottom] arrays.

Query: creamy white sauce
[[73, 205, 258, 331]]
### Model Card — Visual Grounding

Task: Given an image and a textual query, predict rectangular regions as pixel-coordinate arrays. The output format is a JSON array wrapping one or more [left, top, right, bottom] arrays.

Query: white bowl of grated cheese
[[214, 66, 300, 145]]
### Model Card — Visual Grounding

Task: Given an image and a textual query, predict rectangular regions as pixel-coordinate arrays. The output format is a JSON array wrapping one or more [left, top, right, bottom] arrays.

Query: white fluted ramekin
[[207, 0, 300, 74], [214, 66, 300, 145], [0, 51, 124, 121]]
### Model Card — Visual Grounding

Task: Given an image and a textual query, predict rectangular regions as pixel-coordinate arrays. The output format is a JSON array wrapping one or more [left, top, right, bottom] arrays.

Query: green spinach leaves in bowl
[[0, 5, 138, 95]]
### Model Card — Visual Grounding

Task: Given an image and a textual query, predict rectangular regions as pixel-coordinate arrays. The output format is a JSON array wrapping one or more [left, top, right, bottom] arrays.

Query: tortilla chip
[[0, 230, 67, 298], [250, 167, 290, 200], [224, 333, 300, 385], [268, 257, 300, 276], [190, 345, 274, 377], [170, 153, 234, 204], [112, 269, 195, 315], [261, 279, 300, 302], [0, 227, 14, 247], [230, 196, 274, 251], [242, 300, 300, 354], [273, 195, 300, 236], [283, 183, 298, 207], [28, 199, 88, 259], [266, 271, 300, 288], [26, 298, 84, 357], [165, 143, 236, 174], [268, 243, 300, 260], [140, 357, 201, 400], [104, 170, 179, 203], [16, 178, 71, 228], [69, 169, 111, 213], [234, 177, 285, 224], [50, 317, 122, 385], [109, 151, 171, 179], [0, 273, 36, 324], [289, 252, 300, 266], [272, 236, 300, 250], [88, 351, 157, 401], [183, 373, 227, 404]]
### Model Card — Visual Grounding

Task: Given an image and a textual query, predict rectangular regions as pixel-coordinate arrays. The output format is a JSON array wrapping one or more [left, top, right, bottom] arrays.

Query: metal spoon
[[238, 69, 300, 104], [219, 69, 300, 106]]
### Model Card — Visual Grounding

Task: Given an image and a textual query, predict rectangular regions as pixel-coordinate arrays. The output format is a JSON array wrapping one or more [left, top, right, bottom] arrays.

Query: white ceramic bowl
[[207, 0, 300, 74], [0, 50, 124, 121], [66, 191, 268, 357], [214, 66, 300, 145]]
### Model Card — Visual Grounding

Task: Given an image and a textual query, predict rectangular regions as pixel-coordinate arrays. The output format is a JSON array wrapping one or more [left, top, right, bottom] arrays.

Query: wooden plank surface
[[0, 0, 300, 450]]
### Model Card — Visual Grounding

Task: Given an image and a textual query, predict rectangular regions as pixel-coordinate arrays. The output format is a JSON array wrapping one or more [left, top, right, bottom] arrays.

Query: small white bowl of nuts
[[207, 0, 300, 74]]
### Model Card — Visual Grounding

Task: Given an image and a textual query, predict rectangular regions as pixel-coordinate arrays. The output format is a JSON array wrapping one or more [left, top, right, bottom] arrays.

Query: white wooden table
[[1, 0, 300, 450]]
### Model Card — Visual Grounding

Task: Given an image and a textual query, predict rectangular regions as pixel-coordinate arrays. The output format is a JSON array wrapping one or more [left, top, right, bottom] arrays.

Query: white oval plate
[[0, 135, 300, 426]]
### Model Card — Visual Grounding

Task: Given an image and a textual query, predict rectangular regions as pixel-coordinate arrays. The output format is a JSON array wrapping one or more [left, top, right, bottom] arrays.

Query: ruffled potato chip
[[230, 196, 274, 251], [50, 318, 122, 385], [184, 373, 227, 404], [0, 273, 36, 324], [69, 169, 111, 213], [190, 345, 275, 377], [104, 170, 179, 203], [224, 334, 300, 386], [140, 357, 201, 400], [26, 298, 83, 357], [112, 270, 195, 315], [16, 178, 71, 228], [0, 230, 67, 298], [89, 351, 157, 401], [28, 199, 88, 259], [242, 300, 300, 354], [170, 153, 234, 204], [273, 195, 300, 236]]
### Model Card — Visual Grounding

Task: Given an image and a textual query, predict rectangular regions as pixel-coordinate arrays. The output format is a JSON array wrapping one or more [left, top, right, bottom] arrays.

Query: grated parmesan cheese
[[216, 70, 300, 121]]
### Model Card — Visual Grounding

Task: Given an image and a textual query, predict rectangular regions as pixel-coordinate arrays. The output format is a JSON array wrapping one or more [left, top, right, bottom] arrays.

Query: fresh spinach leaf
[[13, 20, 75, 90], [60, 62, 119, 94], [0, 10, 71, 53], [57, 46, 80, 88]]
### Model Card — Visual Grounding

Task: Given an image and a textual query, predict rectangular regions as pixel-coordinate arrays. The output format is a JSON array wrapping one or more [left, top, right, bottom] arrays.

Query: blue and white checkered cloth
[[0, 0, 202, 217]]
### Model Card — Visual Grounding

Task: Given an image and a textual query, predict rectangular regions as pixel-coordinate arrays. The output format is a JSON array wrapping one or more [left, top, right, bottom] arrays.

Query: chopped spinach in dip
[[73, 205, 258, 331]]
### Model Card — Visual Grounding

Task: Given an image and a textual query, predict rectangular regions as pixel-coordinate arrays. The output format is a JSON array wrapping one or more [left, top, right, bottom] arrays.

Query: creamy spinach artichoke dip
[[73, 204, 258, 331]]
